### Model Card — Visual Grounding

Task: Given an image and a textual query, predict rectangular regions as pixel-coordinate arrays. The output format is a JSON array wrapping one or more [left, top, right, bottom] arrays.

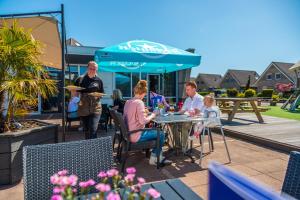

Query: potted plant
[[50, 167, 161, 200], [0, 21, 58, 184]]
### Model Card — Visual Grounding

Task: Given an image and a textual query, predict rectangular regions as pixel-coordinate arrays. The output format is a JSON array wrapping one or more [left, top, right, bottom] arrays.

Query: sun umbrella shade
[[95, 40, 201, 73]]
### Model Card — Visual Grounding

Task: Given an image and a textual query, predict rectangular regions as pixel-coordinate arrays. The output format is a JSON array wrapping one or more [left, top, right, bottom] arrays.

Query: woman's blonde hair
[[112, 89, 123, 100], [134, 80, 147, 95], [204, 94, 215, 103]]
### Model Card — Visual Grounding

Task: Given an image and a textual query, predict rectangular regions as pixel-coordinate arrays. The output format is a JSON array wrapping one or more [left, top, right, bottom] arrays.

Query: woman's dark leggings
[[81, 113, 101, 139]]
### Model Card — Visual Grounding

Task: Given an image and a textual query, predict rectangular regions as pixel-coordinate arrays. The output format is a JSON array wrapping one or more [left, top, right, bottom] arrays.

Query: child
[[189, 94, 219, 140]]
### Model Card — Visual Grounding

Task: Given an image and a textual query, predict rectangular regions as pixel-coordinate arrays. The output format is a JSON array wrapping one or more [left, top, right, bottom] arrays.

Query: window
[[266, 73, 272, 80], [80, 65, 87, 75], [115, 72, 131, 98], [163, 72, 176, 97], [275, 73, 281, 80]]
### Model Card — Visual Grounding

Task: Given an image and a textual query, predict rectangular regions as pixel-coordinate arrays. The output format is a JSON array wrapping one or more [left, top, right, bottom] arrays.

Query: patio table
[[152, 114, 204, 161], [76, 179, 203, 200], [216, 97, 266, 123]]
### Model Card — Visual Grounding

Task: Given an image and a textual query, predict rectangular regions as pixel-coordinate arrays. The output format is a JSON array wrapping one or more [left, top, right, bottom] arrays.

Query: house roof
[[272, 62, 296, 81], [224, 69, 259, 86], [66, 38, 83, 46], [196, 73, 222, 88], [254, 62, 296, 85]]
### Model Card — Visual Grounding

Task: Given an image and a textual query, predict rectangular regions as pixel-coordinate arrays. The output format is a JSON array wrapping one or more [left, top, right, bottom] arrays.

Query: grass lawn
[[262, 106, 300, 121]]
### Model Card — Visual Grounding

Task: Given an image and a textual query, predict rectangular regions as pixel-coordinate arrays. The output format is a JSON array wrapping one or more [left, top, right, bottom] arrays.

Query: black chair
[[109, 109, 123, 161], [113, 111, 161, 172], [65, 102, 80, 130], [281, 151, 300, 199], [99, 104, 109, 132], [23, 136, 113, 200]]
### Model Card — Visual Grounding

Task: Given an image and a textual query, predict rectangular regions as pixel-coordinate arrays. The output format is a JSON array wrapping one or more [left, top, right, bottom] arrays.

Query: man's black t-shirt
[[75, 74, 104, 93]]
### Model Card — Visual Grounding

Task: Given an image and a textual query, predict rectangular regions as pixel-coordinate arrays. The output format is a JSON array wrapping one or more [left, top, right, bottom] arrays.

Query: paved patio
[[0, 115, 290, 200]]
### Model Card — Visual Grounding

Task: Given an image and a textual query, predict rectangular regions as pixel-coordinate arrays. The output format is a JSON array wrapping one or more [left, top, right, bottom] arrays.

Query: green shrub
[[220, 93, 228, 97], [198, 91, 210, 96], [272, 94, 279, 102], [237, 93, 245, 98], [261, 89, 273, 98], [244, 89, 256, 98], [257, 93, 263, 97], [227, 88, 238, 97]]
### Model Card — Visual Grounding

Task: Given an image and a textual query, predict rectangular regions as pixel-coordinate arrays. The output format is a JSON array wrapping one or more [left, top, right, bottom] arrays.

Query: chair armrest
[[128, 128, 158, 135]]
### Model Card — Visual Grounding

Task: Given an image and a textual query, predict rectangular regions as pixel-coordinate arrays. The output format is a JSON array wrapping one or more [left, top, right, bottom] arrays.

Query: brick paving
[[0, 115, 289, 200]]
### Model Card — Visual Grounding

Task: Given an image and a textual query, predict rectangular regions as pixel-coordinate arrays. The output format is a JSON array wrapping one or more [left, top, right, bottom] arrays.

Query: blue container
[[208, 162, 290, 200]]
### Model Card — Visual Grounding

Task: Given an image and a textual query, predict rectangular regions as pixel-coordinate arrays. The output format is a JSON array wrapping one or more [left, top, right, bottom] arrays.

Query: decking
[[220, 113, 300, 152]]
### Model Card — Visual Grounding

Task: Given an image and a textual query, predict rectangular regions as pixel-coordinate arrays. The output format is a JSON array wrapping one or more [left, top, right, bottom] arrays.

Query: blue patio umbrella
[[94, 40, 201, 73]]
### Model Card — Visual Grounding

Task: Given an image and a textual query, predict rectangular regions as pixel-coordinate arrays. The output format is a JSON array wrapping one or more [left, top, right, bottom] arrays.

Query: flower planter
[[0, 120, 58, 185]]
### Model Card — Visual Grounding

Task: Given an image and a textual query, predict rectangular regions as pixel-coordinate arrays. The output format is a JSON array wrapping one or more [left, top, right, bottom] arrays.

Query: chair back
[[109, 109, 121, 131], [23, 136, 113, 200], [114, 111, 130, 142], [282, 151, 300, 199]]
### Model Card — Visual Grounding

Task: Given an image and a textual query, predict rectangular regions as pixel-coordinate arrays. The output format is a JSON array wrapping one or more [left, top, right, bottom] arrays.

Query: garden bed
[[0, 120, 58, 185]]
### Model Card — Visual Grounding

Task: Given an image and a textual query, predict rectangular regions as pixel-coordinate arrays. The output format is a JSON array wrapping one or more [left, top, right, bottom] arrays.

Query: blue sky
[[1, 0, 300, 77]]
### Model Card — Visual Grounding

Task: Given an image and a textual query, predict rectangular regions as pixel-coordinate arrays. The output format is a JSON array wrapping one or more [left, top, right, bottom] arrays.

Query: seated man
[[174, 81, 204, 151], [180, 81, 204, 115]]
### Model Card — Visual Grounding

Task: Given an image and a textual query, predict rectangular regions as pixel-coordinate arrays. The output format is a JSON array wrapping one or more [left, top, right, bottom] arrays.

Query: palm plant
[[0, 20, 57, 133]]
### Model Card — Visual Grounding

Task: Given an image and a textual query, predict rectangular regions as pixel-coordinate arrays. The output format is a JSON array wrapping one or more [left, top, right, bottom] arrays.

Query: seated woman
[[111, 89, 125, 114], [149, 86, 169, 111], [123, 80, 171, 165]]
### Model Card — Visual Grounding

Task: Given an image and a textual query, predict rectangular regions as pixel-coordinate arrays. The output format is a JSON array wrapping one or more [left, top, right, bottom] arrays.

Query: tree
[[245, 75, 251, 90], [0, 20, 57, 133]]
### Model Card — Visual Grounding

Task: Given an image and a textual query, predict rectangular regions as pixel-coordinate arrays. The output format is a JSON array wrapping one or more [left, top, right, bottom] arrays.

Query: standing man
[[75, 61, 104, 139]]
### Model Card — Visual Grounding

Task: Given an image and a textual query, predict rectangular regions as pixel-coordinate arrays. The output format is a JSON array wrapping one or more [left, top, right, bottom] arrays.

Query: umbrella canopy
[[289, 61, 300, 71], [94, 40, 201, 73]]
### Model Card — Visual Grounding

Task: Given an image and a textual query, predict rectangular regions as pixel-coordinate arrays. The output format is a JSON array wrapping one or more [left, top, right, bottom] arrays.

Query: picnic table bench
[[216, 97, 269, 123]]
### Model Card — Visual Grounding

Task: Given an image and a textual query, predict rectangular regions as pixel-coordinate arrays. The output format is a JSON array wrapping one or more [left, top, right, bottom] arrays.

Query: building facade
[[219, 69, 259, 91], [254, 62, 296, 92], [195, 73, 222, 91], [39, 39, 193, 113]]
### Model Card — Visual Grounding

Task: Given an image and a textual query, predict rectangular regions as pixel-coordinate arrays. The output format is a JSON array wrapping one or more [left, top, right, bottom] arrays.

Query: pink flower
[[59, 176, 70, 186], [148, 188, 161, 199], [51, 195, 63, 200], [98, 171, 107, 178], [126, 167, 136, 174], [57, 169, 68, 176], [50, 174, 60, 185], [124, 174, 135, 182], [137, 177, 146, 185], [53, 187, 64, 194], [107, 169, 119, 177], [79, 179, 96, 188], [130, 185, 139, 193], [106, 192, 121, 200], [95, 183, 111, 192], [68, 175, 78, 186], [72, 188, 77, 193]]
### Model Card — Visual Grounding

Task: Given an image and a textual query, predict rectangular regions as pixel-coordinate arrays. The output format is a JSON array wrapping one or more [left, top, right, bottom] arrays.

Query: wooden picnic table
[[215, 97, 267, 123]]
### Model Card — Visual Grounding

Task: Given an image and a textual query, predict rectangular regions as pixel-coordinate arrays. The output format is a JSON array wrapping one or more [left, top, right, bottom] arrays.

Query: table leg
[[228, 101, 240, 122], [250, 100, 264, 123]]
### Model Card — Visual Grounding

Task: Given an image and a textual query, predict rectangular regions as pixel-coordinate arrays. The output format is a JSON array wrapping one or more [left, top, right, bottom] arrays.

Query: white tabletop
[[152, 114, 205, 124]]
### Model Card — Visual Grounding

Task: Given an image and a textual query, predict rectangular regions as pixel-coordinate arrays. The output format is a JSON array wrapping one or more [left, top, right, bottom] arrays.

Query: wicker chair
[[23, 136, 113, 200], [113, 111, 160, 172], [281, 151, 300, 199]]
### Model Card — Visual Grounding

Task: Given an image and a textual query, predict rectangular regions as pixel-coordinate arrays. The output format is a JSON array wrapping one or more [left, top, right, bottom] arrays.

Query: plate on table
[[88, 92, 106, 97], [64, 85, 85, 91]]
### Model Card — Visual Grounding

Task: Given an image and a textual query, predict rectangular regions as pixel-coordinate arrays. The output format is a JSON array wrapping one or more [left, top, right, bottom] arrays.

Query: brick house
[[219, 69, 259, 91], [195, 73, 222, 91], [254, 62, 296, 92]]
